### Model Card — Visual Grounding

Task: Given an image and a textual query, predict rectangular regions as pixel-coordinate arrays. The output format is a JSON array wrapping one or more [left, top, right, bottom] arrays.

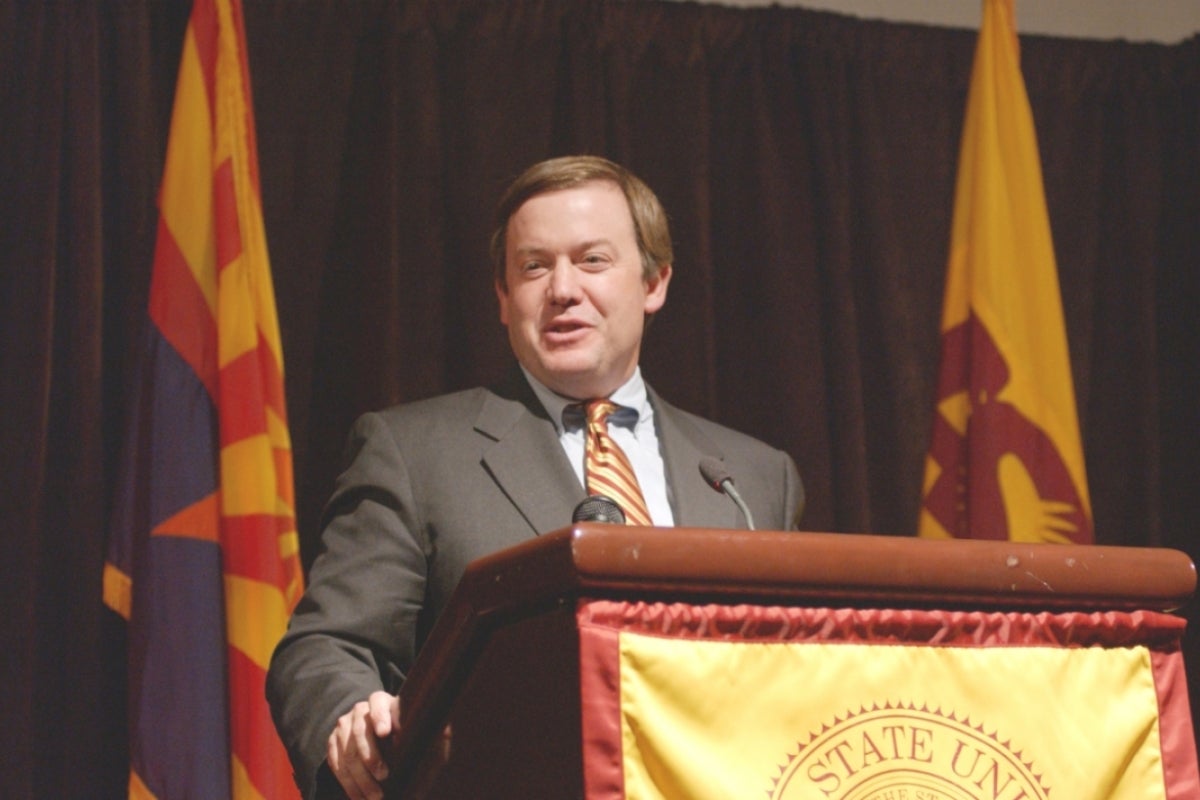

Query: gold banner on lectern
[[579, 601, 1195, 799]]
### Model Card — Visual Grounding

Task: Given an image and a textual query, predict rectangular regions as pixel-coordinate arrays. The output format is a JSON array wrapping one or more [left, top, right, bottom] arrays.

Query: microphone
[[698, 456, 756, 530], [572, 494, 626, 524]]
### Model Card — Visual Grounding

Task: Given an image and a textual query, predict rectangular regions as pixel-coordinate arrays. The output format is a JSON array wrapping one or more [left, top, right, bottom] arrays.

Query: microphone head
[[572, 495, 627, 524], [698, 456, 733, 492]]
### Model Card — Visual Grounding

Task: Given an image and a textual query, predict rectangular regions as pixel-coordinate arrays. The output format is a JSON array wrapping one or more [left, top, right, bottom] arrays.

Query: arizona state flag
[[919, 0, 1092, 543], [103, 0, 304, 797]]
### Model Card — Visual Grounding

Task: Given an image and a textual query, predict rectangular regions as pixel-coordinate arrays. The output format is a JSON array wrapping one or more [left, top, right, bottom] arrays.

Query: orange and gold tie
[[583, 399, 653, 526]]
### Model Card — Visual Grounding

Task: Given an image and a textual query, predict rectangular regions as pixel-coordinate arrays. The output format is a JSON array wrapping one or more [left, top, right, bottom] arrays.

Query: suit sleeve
[[266, 412, 430, 799], [752, 444, 806, 531], [781, 449, 806, 530]]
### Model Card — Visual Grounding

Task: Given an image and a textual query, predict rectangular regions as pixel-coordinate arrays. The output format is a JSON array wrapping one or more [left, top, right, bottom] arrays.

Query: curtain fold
[[2, 0, 1197, 795]]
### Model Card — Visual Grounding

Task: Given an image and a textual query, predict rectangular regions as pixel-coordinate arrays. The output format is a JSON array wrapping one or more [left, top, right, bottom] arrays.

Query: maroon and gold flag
[[919, 0, 1093, 543], [102, 0, 304, 797]]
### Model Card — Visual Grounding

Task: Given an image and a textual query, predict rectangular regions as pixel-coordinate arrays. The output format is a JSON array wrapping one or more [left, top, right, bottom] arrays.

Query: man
[[266, 155, 805, 799]]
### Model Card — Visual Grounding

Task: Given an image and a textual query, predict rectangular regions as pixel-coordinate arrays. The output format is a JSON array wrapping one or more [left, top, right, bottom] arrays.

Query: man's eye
[[580, 254, 610, 267]]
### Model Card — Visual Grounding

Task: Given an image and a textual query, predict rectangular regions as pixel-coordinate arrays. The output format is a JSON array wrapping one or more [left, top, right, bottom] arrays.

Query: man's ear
[[643, 264, 672, 315], [495, 278, 510, 326]]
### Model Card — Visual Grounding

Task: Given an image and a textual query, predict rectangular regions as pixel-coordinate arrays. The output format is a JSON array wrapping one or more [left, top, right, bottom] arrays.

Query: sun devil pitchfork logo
[[768, 702, 1050, 800], [922, 313, 1091, 543]]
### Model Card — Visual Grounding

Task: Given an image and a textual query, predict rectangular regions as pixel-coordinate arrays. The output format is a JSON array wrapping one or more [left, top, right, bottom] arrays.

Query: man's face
[[496, 180, 671, 400]]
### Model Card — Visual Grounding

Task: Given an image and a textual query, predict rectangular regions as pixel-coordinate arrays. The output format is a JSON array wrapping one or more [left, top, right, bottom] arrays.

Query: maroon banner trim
[[1152, 648, 1200, 796], [578, 615, 623, 799], [578, 600, 1186, 649]]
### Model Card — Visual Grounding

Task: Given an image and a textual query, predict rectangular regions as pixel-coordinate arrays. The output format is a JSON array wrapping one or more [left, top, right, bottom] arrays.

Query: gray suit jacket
[[266, 370, 804, 797]]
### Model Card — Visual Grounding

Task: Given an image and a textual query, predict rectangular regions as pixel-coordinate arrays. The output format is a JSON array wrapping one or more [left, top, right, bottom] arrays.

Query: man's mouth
[[543, 319, 590, 342]]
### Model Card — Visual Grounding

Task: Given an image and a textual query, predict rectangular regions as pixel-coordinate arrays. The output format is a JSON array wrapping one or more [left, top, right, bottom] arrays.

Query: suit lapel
[[475, 372, 584, 535], [651, 390, 740, 529]]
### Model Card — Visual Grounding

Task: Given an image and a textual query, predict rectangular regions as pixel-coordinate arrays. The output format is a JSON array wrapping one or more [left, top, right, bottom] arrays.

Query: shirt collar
[[520, 366, 650, 434]]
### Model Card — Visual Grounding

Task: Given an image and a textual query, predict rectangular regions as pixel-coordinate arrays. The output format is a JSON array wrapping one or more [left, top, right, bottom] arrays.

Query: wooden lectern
[[384, 525, 1198, 798]]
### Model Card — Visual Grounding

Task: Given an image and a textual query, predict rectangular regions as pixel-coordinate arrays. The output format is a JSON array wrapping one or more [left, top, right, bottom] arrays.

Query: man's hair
[[490, 155, 673, 288]]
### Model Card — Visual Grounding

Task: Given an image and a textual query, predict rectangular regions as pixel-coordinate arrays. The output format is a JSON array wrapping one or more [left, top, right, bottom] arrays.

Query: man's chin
[[528, 358, 610, 399]]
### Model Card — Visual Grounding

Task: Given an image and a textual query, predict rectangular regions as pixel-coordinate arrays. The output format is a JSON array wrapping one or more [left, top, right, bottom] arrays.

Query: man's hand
[[327, 691, 401, 800]]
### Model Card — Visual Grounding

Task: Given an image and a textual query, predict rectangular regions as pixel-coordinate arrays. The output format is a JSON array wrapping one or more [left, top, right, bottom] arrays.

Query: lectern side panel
[[412, 605, 584, 799]]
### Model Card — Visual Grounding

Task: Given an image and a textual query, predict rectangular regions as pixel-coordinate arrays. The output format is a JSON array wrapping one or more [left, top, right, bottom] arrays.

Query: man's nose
[[548, 260, 582, 305]]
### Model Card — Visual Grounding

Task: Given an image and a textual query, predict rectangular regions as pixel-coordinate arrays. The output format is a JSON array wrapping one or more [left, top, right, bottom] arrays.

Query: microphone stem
[[721, 480, 756, 531]]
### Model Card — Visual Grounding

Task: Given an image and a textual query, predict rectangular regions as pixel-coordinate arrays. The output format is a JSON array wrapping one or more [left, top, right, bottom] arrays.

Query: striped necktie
[[583, 399, 653, 526]]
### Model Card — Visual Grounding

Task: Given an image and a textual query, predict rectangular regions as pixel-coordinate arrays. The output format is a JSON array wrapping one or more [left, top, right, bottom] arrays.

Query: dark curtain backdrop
[[2, 0, 1198, 795]]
